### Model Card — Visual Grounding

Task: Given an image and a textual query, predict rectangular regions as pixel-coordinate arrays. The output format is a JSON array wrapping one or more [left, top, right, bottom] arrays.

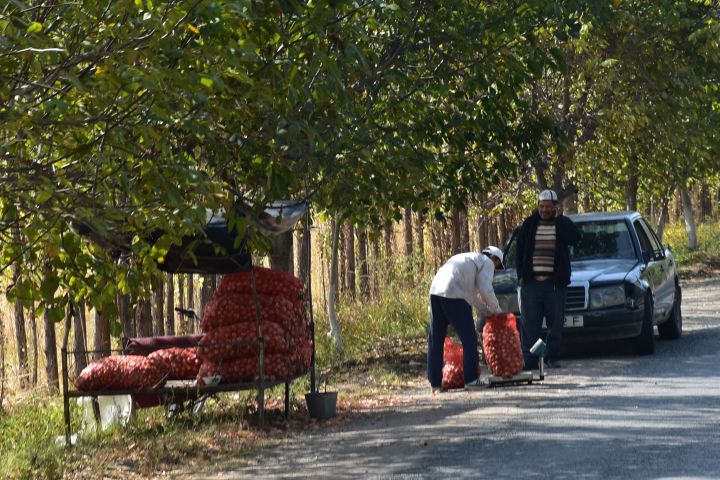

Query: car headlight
[[589, 285, 625, 309], [624, 283, 644, 310]]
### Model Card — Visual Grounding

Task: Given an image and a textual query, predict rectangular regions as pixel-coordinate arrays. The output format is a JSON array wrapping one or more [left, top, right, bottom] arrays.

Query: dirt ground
[[63, 266, 720, 479], [178, 270, 720, 479]]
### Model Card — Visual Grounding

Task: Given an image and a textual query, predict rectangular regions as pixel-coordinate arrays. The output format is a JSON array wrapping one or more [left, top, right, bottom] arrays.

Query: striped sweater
[[532, 220, 556, 281]]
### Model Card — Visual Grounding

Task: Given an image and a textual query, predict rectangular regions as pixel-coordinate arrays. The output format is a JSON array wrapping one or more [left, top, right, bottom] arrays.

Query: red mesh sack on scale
[[441, 337, 481, 390], [482, 313, 524, 378]]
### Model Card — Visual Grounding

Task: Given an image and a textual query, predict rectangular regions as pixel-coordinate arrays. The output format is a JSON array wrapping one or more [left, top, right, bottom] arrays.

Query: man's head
[[538, 189, 559, 220], [481, 246, 505, 270]]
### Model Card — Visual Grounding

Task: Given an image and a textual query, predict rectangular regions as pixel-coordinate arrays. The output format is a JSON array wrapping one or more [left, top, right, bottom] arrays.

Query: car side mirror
[[642, 251, 652, 264]]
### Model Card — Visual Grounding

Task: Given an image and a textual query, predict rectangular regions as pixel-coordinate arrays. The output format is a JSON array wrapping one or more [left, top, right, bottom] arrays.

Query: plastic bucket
[[305, 391, 338, 420]]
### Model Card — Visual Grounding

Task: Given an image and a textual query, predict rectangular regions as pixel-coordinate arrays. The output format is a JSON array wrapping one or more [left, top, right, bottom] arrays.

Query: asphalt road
[[209, 276, 720, 480]]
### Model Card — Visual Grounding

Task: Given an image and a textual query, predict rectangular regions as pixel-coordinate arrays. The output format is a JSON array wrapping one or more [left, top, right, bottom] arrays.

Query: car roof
[[567, 211, 641, 222]]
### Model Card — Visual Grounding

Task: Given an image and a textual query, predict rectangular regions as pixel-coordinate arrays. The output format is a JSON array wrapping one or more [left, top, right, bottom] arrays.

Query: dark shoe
[[431, 386, 447, 395], [464, 378, 487, 389]]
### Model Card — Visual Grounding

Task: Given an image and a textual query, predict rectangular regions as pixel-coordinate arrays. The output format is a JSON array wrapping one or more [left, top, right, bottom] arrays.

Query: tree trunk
[[416, 211, 425, 258], [200, 275, 214, 317], [118, 293, 134, 340], [700, 181, 712, 221], [357, 226, 370, 299], [43, 307, 59, 391], [477, 215, 488, 252], [177, 275, 186, 333], [384, 220, 394, 265], [404, 207, 414, 256], [73, 301, 88, 378], [187, 274, 195, 314], [339, 226, 347, 294], [459, 210, 470, 251], [13, 296, 29, 389], [582, 179, 591, 213], [269, 231, 294, 273], [490, 216, 500, 246], [625, 161, 639, 211], [345, 223, 356, 299], [449, 211, 461, 254], [297, 225, 311, 289], [327, 219, 344, 355], [673, 186, 682, 221], [43, 265, 59, 391], [93, 308, 111, 360], [165, 273, 176, 336], [329, 218, 339, 301], [12, 229, 29, 388], [136, 298, 153, 337], [153, 278, 165, 336], [495, 211, 503, 248], [30, 304, 38, 386], [371, 232, 381, 299], [680, 181, 698, 250], [656, 195, 670, 244], [431, 219, 440, 270]]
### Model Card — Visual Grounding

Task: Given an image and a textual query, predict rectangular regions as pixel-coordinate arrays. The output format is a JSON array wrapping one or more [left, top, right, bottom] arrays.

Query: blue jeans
[[519, 282, 567, 368], [427, 295, 479, 388]]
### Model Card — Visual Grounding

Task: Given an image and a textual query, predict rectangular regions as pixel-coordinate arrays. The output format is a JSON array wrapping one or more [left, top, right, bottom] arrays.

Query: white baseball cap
[[482, 246, 505, 270], [539, 189, 558, 203]]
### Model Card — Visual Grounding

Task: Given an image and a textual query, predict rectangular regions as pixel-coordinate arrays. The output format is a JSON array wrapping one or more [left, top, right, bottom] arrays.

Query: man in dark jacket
[[516, 189, 581, 369]]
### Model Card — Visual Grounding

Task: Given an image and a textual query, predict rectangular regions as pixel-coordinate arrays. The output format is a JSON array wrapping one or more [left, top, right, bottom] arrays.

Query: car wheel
[[633, 294, 655, 355], [658, 285, 682, 340]]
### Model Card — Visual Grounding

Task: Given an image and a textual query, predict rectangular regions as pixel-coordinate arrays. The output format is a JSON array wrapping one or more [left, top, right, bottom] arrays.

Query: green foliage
[[1, 0, 581, 317], [663, 221, 720, 268]]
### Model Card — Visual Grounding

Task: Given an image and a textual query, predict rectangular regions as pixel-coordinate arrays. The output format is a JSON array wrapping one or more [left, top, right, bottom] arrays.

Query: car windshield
[[502, 219, 637, 267], [572, 220, 636, 260]]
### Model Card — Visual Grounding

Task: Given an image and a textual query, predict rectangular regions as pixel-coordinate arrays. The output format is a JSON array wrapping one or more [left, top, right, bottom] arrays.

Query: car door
[[633, 218, 674, 322], [640, 217, 675, 317]]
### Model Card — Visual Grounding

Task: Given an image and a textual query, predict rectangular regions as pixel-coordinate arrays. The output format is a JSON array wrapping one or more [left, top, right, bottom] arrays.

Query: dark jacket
[[516, 211, 581, 287]]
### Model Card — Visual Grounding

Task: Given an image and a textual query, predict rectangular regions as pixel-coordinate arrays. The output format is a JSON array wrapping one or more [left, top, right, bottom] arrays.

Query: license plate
[[564, 315, 584, 327], [541, 315, 584, 328]]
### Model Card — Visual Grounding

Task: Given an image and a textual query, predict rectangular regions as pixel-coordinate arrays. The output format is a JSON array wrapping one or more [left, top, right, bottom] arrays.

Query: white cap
[[539, 189, 558, 203], [482, 246, 505, 270]]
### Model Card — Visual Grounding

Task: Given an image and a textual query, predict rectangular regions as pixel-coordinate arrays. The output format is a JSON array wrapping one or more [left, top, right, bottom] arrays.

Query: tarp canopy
[[73, 200, 310, 274]]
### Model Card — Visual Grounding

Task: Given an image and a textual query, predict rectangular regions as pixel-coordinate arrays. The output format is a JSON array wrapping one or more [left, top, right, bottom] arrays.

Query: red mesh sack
[[216, 267, 303, 300], [201, 293, 298, 331], [197, 321, 287, 362], [75, 355, 166, 391], [441, 337, 480, 390], [197, 353, 299, 384], [147, 347, 202, 380], [482, 313, 524, 378]]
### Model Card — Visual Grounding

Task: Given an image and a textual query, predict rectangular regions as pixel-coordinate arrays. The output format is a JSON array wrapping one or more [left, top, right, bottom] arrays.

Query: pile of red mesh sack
[[482, 313, 524, 378], [196, 266, 312, 384]]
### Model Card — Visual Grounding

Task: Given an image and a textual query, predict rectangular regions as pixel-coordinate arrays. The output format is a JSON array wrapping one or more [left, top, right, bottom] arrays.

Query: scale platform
[[486, 370, 541, 387]]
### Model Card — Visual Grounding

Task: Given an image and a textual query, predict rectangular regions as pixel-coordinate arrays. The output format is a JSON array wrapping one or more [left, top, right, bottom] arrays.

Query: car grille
[[565, 284, 588, 311]]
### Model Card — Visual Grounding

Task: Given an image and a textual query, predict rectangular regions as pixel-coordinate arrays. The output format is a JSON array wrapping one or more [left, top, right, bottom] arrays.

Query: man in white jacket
[[428, 246, 504, 393]]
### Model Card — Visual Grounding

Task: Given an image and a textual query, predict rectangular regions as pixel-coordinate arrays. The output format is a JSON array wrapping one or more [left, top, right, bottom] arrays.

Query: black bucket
[[305, 391, 338, 420]]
